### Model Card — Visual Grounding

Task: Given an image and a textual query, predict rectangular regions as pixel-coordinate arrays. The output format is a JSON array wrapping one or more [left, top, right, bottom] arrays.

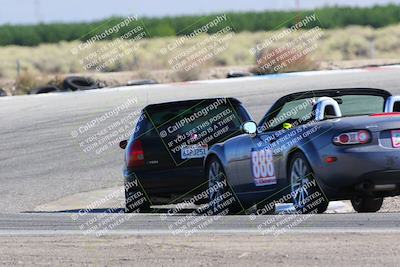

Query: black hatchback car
[[120, 97, 251, 212]]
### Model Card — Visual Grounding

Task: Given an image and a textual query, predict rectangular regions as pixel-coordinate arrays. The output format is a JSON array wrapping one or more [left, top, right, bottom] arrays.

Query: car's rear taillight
[[333, 130, 371, 145], [127, 140, 145, 168]]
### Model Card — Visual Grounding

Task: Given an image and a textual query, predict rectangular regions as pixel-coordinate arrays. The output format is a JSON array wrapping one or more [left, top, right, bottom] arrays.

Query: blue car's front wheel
[[207, 157, 242, 215]]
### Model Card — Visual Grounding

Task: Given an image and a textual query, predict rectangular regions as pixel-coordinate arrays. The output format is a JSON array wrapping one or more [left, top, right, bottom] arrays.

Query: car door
[[233, 130, 283, 198]]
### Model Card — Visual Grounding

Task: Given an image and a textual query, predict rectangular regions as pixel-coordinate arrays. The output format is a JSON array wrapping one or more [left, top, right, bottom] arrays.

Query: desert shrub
[[172, 68, 202, 82], [47, 75, 64, 88], [15, 71, 39, 94], [14, 70, 62, 94], [251, 46, 317, 75], [135, 70, 156, 80], [1, 23, 400, 83]]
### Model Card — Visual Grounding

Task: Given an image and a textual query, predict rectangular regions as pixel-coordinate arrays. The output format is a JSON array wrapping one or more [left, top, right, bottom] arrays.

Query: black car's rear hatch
[[134, 98, 251, 170]]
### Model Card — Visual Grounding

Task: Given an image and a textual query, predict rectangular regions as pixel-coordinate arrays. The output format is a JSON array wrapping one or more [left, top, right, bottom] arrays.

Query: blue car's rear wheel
[[351, 197, 383, 213], [289, 152, 329, 214]]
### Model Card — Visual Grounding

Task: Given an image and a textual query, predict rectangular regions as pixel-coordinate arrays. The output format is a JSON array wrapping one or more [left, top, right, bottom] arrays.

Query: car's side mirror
[[119, 140, 128, 149], [241, 121, 257, 136]]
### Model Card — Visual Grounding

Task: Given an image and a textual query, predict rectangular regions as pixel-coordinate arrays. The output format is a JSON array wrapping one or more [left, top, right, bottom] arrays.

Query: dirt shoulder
[[1, 233, 399, 266]]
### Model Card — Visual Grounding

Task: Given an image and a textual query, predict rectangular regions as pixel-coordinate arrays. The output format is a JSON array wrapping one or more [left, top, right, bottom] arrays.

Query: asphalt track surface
[[0, 213, 400, 235], [2, 67, 400, 214], [0, 67, 400, 217], [1, 68, 400, 265]]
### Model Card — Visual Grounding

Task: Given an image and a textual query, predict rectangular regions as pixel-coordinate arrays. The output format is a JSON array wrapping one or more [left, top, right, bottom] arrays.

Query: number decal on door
[[251, 149, 277, 186]]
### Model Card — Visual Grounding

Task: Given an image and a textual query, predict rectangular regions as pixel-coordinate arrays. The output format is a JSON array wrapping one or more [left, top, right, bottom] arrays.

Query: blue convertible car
[[205, 88, 400, 214]]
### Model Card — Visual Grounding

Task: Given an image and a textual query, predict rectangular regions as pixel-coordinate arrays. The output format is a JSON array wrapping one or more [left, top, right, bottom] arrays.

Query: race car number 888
[[251, 149, 277, 186]]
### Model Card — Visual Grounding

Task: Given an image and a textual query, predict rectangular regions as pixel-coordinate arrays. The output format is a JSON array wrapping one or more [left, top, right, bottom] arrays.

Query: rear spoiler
[[370, 112, 400, 117]]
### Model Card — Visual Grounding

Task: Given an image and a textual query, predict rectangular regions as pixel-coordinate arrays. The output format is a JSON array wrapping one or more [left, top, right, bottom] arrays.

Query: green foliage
[[0, 4, 399, 46]]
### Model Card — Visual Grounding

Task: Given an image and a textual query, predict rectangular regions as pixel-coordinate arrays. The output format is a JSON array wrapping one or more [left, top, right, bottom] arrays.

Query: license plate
[[181, 145, 208, 159], [391, 130, 400, 148]]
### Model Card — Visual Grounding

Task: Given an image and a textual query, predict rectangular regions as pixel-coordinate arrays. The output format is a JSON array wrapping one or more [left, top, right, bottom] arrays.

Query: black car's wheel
[[124, 180, 151, 213], [207, 157, 242, 215], [351, 197, 383, 213], [289, 152, 329, 214]]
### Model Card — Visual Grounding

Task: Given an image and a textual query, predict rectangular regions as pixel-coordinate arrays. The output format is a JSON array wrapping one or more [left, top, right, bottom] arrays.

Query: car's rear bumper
[[124, 166, 207, 199], [311, 145, 400, 199]]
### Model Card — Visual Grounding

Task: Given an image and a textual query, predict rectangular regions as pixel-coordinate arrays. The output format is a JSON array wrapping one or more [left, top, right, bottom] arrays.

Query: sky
[[0, 0, 399, 25]]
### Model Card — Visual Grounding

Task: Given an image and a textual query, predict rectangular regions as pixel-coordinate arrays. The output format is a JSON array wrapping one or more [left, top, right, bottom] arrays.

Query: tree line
[[1, 4, 399, 46]]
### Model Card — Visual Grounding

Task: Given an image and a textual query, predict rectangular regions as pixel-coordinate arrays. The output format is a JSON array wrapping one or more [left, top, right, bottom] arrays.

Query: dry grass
[[0, 24, 400, 94], [251, 47, 318, 75], [14, 71, 66, 95], [15, 71, 40, 95]]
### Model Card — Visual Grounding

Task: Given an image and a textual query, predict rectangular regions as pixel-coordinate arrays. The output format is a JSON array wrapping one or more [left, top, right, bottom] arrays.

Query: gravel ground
[[343, 196, 400, 213], [0, 233, 399, 266], [381, 196, 400, 213]]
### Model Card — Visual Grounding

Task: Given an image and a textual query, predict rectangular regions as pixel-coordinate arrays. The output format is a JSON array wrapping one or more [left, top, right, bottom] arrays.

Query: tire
[[207, 157, 242, 215], [124, 179, 151, 213], [0, 88, 6, 97], [63, 76, 98, 91], [226, 71, 253, 78], [351, 197, 383, 213], [29, 86, 60, 94], [289, 152, 329, 214]]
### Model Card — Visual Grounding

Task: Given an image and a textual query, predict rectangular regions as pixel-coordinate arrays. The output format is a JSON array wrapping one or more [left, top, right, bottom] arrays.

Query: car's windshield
[[263, 98, 314, 130], [261, 94, 386, 131]]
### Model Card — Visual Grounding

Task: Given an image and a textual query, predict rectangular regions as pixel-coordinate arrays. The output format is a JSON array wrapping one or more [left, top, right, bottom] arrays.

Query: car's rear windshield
[[335, 95, 385, 116], [135, 98, 249, 138], [283, 95, 384, 117]]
